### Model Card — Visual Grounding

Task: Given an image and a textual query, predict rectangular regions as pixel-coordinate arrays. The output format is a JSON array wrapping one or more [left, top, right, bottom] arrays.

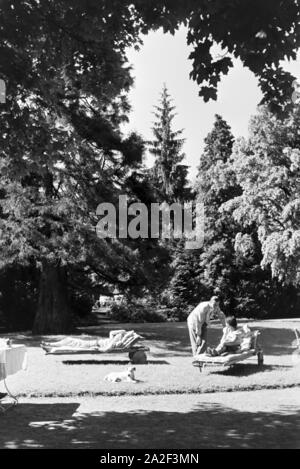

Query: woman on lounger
[[206, 316, 251, 356], [41, 330, 143, 353]]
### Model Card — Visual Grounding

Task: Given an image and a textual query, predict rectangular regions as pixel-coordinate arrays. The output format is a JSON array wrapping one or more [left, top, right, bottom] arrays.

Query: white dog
[[104, 366, 137, 383]]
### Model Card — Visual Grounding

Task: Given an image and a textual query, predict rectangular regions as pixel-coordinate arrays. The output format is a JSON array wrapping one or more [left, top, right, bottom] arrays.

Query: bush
[[110, 301, 167, 323], [164, 299, 194, 322]]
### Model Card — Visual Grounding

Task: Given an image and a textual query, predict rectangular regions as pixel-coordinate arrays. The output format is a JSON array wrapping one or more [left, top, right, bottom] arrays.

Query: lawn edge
[[16, 381, 300, 399]]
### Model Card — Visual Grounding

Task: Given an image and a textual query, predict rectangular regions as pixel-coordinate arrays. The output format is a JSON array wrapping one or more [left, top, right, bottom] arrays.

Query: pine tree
[[197, 114, 236, 209], [148, 85, 189, 203], [195, 114, 238, 300], [199, 114, 234, 168]]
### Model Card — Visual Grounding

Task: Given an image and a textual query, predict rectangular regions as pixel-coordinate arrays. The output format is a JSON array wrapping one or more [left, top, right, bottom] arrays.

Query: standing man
[[187, 296, 226, 356]]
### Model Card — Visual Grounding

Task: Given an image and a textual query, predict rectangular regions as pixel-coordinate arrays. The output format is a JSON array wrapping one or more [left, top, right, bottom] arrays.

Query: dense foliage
[[0, 0, 164, 332], [0, 1, 299, 331], [132, 0, 300, 113], [168, 113, 300, 319], [224, 107, 300, 286]]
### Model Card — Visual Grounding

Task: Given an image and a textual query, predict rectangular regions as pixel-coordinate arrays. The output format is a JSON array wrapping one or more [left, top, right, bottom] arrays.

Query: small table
[[0, 345, 27, 411]]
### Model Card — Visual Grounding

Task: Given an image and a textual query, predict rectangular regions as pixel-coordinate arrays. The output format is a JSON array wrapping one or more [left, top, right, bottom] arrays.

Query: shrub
[[110, 301, 167, 323]]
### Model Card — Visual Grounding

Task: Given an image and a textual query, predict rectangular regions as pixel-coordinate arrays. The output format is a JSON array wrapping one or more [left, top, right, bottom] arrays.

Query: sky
[[124, 26, 300, 181]]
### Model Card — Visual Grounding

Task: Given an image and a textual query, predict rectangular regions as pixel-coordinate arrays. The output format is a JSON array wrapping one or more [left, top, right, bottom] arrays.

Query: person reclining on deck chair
[[41, 330, 144, 353], [205, 316, 252, 357]]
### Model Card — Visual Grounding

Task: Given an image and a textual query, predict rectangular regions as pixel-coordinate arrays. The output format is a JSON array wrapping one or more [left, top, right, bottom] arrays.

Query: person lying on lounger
[[205, 316, 252, 357], [41, 330, 144, 353]]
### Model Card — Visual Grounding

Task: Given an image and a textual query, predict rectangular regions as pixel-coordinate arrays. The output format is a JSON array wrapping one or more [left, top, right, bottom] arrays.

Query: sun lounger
[[192, 330, 263, 372], [45, 344, 150, 364]]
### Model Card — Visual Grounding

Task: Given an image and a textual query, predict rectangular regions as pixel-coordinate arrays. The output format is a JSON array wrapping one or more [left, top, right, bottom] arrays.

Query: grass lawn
[[0, 388, 299, 448], [1, 318, 300, 397]]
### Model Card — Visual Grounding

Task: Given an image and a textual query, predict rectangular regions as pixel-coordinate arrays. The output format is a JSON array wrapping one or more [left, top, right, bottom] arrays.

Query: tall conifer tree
[[149, 85, 189, 203]]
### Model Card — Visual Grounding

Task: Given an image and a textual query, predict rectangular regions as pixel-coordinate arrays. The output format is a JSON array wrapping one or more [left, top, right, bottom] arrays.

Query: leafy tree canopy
[[223, 106, 300, 285], [1, 0, 299, 112], [132, 0, 300, 113]]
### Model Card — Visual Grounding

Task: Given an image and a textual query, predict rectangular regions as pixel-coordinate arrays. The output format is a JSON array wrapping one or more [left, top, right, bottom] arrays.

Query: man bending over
[[187, 296, 226, 356]]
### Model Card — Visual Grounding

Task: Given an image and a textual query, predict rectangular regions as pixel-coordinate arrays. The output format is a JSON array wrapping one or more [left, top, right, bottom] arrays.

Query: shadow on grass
[[62, 360, 170, 365], [210, 364, 293, 377], [0, 401, 299, 448]]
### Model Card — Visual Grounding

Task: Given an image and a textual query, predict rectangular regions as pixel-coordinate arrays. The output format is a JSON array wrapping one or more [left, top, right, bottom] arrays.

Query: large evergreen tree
[[0, 1, 155, 333], [148, 85, 189, 203], [168, 115, 238, 313], [198, 114, 234, 173]]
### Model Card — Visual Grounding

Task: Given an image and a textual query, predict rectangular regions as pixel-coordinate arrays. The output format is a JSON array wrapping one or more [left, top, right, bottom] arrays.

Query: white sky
[[124, 27, 300, 181]]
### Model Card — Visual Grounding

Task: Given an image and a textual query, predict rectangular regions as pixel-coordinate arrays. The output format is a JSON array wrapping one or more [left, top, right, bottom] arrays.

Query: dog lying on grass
[[104, 366, 137, 383]]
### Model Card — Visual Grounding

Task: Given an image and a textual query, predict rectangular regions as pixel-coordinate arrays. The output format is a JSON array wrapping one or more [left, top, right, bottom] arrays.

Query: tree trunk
[[32, 261, 73, 334]]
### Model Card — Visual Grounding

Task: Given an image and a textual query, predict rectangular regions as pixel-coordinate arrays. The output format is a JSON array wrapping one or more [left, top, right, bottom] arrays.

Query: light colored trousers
[[187, 321, 208, 356]]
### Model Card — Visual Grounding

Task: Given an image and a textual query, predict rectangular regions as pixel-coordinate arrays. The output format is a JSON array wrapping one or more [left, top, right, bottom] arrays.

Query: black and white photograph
[[0, 0, 299, 453]]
